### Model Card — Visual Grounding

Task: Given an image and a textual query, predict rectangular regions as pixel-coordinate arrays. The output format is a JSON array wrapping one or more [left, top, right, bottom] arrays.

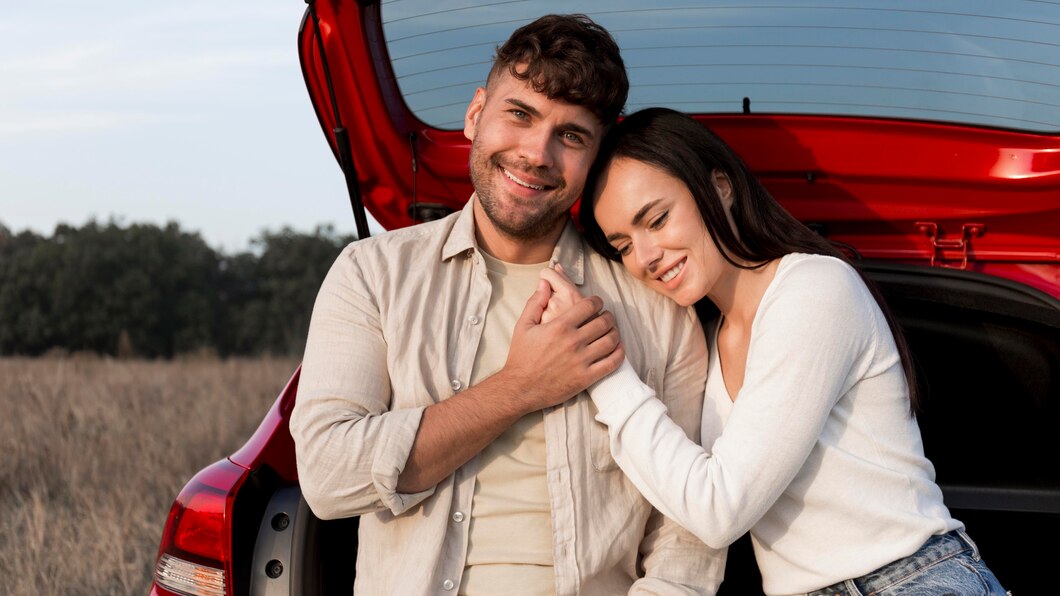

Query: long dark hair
[[580, 107, 920, 413]]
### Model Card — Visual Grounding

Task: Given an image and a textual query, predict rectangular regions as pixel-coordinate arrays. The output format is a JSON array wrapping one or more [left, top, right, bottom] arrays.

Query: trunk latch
[[915, 222, 986, 269]]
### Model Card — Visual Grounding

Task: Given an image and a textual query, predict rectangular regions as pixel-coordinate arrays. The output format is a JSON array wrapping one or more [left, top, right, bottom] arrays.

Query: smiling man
[[291, 14, 721, 595]]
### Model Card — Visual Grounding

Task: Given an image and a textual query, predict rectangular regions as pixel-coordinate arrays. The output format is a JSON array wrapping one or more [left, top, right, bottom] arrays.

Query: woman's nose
[[636, 240, 663, 274]]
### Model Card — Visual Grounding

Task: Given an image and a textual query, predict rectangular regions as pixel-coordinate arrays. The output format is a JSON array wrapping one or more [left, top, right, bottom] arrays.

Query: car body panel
[[229, 367, 299, 482]]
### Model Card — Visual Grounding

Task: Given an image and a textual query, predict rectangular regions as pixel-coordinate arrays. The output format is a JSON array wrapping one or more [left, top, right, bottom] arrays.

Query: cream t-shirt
[[460, 251, 555, 595]]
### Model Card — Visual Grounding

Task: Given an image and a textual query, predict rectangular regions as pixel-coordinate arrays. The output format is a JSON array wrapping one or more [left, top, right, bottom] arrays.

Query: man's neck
[[472, 203, 565, 264]]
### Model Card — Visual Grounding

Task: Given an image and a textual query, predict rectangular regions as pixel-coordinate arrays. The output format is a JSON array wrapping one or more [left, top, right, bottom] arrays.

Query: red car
[[152, 2, 1059, 595]]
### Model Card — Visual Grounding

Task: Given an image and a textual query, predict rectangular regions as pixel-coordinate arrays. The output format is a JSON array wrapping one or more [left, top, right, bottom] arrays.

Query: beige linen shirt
[[291, 199, 723, 595]]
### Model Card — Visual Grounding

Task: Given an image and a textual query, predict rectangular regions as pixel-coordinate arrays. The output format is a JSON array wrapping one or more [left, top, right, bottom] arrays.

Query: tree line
[[0, 220, 355, 358]]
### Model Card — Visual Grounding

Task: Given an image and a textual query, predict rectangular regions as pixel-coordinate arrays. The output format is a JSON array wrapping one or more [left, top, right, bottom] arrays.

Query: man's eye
[[562, 131, 584, 145], [510, 110, 528, 120]]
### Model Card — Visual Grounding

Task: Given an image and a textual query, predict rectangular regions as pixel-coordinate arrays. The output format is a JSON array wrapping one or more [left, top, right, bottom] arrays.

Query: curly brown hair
[[489, 14, 628, 125]]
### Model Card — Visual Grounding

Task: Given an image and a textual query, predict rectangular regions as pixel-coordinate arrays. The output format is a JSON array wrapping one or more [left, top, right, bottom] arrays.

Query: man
[[291, 14, 722, 595]]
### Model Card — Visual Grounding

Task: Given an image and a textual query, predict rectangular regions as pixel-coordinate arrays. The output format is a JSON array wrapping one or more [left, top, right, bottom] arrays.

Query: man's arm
[[397, 280, 624, 492], [292, 253, 623, 519], [291, 247, 422, 519]]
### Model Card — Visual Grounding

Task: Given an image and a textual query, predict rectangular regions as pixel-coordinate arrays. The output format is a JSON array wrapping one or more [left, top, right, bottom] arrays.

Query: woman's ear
[[713, 169, 741, 241], [712, 170, 734, 209]]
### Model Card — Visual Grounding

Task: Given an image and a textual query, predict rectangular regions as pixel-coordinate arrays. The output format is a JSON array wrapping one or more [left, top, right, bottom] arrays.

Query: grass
[[0, 355, 299, 596]]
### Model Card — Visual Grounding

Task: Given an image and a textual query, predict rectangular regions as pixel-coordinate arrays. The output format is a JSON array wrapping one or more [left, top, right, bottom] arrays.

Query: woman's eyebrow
[[605, 199, 663, 242]]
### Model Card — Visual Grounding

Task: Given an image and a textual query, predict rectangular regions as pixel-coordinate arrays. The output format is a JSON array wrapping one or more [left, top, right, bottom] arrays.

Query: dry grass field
[[0, 355, 300, 596]]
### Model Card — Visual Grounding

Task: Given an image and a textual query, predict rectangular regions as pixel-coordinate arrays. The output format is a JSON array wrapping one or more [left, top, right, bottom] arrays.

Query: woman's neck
[[709, 257, 782, 329]]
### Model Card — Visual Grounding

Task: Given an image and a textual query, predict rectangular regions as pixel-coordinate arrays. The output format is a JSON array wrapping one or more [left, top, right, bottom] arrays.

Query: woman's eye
[[649, 211, 669, 230], [614, 244, 632, 257]]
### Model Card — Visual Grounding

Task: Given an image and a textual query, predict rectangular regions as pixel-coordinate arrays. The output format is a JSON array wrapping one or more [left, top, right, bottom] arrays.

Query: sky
[[0, 1, 384, 254], [3, 1, 1053, 255]]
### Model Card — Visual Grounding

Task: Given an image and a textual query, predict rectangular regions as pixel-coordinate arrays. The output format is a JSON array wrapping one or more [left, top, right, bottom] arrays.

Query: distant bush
[[0, 220, 354, 357]]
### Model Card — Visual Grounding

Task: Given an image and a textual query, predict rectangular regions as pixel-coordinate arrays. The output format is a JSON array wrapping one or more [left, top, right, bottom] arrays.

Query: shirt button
[[452, 511, 465, 523], [442, 579, 455, 590], [450, 379, 462, 391], [467, 315, 480, 325]]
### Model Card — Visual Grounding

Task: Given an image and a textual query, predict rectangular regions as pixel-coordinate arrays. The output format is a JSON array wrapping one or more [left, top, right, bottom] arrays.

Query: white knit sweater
[[590, 253, 960, 595]]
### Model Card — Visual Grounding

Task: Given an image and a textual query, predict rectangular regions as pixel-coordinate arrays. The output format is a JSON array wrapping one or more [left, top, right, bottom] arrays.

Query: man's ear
[[464, 87, 487, 141], [712, 170, 734, 209]]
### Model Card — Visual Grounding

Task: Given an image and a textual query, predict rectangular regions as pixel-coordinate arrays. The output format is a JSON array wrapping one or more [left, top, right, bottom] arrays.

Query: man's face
[[463, 68, 604, 244]]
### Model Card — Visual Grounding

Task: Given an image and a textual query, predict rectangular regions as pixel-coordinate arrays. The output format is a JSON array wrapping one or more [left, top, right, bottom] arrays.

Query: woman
[[541, 108, 1006, 595]]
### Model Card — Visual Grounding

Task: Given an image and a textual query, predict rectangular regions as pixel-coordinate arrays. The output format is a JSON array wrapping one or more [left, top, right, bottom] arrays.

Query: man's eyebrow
[[506, 98, 541, 118], [505, 98, 596, 140], [562, 121, 595, 140], [605, 199, 664, 242]]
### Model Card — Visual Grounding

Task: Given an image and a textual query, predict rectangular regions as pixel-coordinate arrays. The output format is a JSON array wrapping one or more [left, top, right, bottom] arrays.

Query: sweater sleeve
[[590, 257, 879, 548]]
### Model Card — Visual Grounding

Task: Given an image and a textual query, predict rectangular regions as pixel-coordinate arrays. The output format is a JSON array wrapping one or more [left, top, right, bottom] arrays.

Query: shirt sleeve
[[629, 304, 726, 594], [592, 257, 879, 549], [290, 244, 433, 520]]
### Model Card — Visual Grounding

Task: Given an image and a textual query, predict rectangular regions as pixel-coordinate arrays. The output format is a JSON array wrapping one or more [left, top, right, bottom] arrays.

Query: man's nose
[[518, 127, 555, 169]]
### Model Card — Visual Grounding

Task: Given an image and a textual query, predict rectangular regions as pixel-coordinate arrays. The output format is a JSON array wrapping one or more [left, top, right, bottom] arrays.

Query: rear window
[[381, 0, 1060, 132]]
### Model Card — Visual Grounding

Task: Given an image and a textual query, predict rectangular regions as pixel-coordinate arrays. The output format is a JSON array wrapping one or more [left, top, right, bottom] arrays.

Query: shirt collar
[[441, 194, 586, 286], [549, 216, 586, 286], [440, 198, 479, 261]]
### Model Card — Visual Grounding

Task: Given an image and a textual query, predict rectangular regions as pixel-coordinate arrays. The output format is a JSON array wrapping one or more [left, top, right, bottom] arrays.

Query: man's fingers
[[575, 309, 617, 343], [589, 342, 625, 377], [583, 326, 621, 363], [553, 295, 604, 328]]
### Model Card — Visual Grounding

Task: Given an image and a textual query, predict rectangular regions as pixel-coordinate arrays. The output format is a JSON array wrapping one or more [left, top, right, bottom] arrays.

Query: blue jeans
[[808, 529, 1008, 595]]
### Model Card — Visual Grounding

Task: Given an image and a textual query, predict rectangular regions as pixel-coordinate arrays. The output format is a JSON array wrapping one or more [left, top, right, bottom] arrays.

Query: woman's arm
[[550, 258, 882, 548]]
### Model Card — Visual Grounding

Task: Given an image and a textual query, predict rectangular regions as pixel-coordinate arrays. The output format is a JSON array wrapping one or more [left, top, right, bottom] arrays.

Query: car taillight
[[153, 458, 248, 596]]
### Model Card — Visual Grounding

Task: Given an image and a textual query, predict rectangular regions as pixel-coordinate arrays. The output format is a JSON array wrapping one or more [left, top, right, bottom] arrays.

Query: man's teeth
[[660, 261, 684, 282], [504, 168, 545, 190]]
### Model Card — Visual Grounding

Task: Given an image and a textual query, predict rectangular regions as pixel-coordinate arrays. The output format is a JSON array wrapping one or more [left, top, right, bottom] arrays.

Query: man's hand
[[398, 266, 623, 494], [498, 267, 625, 412]]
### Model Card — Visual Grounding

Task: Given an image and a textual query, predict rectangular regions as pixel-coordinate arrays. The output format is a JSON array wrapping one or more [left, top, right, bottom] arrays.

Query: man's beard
[[468, 146, 570, 242]]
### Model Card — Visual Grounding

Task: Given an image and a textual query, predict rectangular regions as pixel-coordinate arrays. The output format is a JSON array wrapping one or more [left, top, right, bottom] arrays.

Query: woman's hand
[[540, 263, 585, 324]]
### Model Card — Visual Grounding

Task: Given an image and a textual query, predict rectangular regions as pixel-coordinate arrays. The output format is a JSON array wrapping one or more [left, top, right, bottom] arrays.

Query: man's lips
[[497, 162, 560, 192], [503, 168, 548, 190]]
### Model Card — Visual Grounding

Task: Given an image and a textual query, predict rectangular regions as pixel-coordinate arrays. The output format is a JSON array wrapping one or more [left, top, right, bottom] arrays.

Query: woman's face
[[593, 157, 732, 307]]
